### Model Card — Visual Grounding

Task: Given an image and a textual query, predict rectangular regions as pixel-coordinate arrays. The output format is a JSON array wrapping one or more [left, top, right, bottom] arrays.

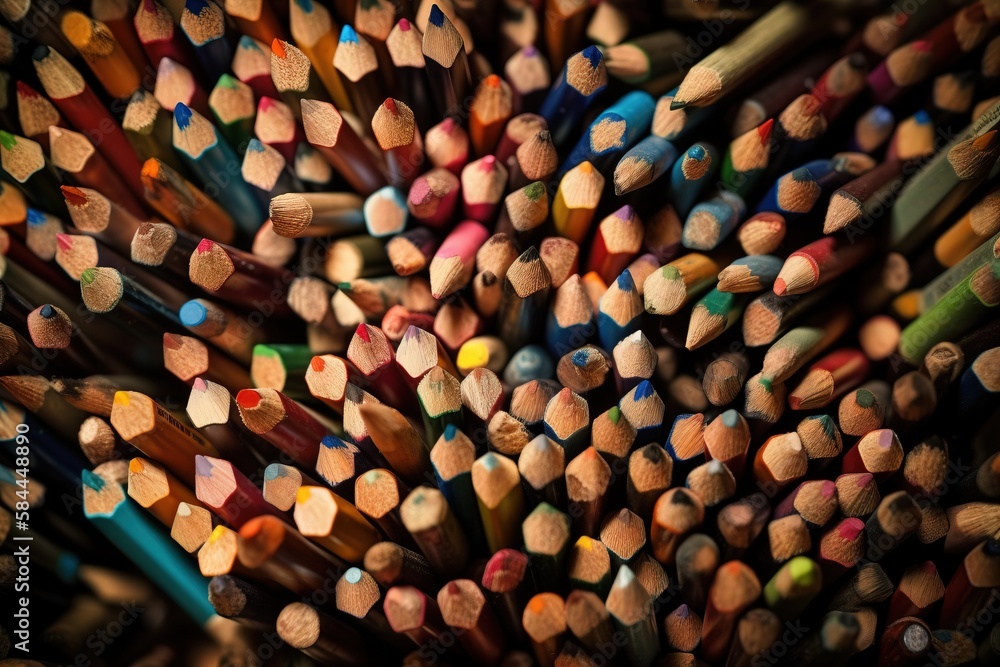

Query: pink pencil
[[461, 156, 508, 223], [425, 118, 470, 174], [430, 220, 491, 299], [408, 168, 460, 229], [255, 97, 304, 164]]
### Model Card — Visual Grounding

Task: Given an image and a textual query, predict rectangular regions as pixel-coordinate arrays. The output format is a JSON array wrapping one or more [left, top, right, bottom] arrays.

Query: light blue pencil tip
[[179, 301, 208, 326], [340, 25, 358, 43]]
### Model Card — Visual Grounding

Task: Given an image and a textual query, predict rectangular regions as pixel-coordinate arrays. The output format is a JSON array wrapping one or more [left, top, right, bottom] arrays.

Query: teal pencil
[[682, 191, 746, 251], [82, 469, 216, 625], [670, 142, 719, 217], [430, 424, 487, 552], [613, 135, 678, 195], [717, 255, 784, 293], [562, 90, 656, 175], [597, 270, 643, 351], [173, 102, 264, 239]]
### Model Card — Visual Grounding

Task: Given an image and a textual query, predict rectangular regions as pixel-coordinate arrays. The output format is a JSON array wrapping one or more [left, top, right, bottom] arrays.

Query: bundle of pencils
[[3, 1, 1000, 667]]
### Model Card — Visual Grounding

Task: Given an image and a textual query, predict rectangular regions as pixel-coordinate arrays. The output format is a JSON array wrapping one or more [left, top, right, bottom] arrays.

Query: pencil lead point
[[174, 102, 192, 129], [340, 24, 358, 44], [428, 4, 445, 27]]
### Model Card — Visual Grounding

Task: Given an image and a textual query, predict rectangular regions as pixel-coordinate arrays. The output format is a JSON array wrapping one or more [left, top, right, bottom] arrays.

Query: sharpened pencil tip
[[340, 24, 358, 43], [82, 468, 105, 491], [428, 4, 445, 26], [174, 103, 192, 129], [670, 99, 687, 110]]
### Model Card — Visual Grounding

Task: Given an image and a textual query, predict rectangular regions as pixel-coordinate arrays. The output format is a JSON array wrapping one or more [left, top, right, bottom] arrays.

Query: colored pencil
[[539, 46, 608, 146], [671, 1, 810, 109]]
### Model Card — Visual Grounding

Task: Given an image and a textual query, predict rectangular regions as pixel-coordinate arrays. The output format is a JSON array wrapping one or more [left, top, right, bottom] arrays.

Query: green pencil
[[763, 556, 823, 620], [900, 257, 1000, 364]]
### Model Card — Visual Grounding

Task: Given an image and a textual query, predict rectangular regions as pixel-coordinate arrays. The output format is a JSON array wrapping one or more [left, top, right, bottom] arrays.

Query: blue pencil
[[959, 348, 1000, 418], [597, 270, 643, 351], [654, 87, 715, 145], [613, 135, 679, 195], [0, 404, 86, 490], [681, 191, 746, 251], [180, 0, 231, 83], [430, 423, 487, 552], [670, 142, 719, 217], [618, 380, 665, 445], [755, 156, 869, 219], [173, 103, 264, 240], [561, 90, 656, 175], [851, 105, 895, 153], [546, 274, 595, 357], [539, 46, 609, 146], [503, 344, 555, 385], [82, 469, 216, 625], [716, 255, 785, 293]]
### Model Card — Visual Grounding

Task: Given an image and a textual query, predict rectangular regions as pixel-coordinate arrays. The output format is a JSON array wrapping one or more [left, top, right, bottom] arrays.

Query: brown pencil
[[700, 561, 762, 663], [438, 579, 505, 664]]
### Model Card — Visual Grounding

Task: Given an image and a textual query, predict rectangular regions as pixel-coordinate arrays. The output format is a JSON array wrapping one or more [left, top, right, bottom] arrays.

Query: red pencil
[[586, 204, 643, 285], [701, 561, 761, 663], [195, 454, 284, 528], [425, 118, 470, 174], [347, 324, 414, 412], [134, 0, 198, 70], [461, 155, 508, 223], [841, 429, 904, 481], [408, 168, 460, 229], [188, 238, 296, 316], [789, 348, 870, 410], [255, 96, 304, 164], [236, 388, 328, 468], [32, 45, 143, 194], [300, 98, 388, 197], [774, 235, 875, 296], [372, 98, 425, 188]]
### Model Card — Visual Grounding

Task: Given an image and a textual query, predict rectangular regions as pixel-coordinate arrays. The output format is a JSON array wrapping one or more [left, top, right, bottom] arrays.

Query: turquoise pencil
[[562, 90, 656, 175], [82, 469, 217, 626], [670, 142, 719, 217], [173, 102, 264, 239]]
